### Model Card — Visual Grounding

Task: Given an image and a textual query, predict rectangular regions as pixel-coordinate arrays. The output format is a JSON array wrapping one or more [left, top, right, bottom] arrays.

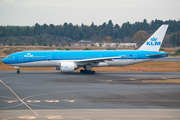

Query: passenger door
[[98, 54, 103, 58], [19, 55, 23, 62], [47, 55, 51, 61], [133, 54, 137, 60]]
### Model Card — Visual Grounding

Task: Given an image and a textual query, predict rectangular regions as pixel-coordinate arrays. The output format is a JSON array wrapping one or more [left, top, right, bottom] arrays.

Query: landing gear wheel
[[83, 70, 89, 74], [80, 69, 84, 73], [91, 71, 95, 74], [82, 70, 95, 74], [88, 70, 91, 74], [80, 67, 96, 74], [17, 69, 20, 74], [84, 70, 88, 74]]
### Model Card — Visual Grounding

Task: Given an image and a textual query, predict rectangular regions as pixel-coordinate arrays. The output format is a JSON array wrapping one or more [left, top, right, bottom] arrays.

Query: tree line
[[0, 19, 180, 46]]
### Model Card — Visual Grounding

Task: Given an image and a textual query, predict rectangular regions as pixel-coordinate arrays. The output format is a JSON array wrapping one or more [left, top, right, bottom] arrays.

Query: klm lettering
[[146, 41, 161, 46]]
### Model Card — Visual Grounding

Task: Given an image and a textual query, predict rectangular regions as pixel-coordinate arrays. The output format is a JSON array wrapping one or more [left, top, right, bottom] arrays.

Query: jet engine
[[60, 62, 78, 72]]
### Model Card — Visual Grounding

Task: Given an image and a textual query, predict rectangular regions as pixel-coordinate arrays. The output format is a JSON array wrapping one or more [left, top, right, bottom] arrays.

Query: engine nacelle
[[60, 62, 77, 72]]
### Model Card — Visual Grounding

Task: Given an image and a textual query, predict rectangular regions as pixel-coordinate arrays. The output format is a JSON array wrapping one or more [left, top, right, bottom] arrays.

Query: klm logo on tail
[[146, 37, 161, 46]]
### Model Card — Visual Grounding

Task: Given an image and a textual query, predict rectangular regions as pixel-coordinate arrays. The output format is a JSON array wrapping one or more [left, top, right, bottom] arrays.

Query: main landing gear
[[80, 65, 95, 74], [80, 69, 95, 74]]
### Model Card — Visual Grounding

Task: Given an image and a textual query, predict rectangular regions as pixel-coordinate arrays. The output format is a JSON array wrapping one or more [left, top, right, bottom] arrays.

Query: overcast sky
[[0, 0, 179, 26]]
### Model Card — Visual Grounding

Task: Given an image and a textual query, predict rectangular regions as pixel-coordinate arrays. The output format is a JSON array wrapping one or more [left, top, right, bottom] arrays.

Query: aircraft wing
[[75, 56, 125, 63]]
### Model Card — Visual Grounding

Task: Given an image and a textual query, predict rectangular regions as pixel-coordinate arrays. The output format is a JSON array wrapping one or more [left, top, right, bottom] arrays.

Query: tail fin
[[138, 24, 168, 52]]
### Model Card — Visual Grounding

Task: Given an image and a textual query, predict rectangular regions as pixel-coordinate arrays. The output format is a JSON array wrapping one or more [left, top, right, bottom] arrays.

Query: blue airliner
[[2, 25, 169, 74]]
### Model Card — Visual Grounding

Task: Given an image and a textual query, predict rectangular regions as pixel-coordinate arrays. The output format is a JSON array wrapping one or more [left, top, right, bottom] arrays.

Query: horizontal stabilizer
[[146, 53, 169, 57]]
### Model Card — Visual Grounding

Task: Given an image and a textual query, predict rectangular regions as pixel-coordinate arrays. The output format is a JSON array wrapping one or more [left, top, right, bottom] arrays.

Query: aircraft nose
[[2, 58, 7, 64]]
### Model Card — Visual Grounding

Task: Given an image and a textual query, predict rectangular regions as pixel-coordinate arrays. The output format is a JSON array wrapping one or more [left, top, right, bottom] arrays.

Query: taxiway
[[0, 71, 180, 120]]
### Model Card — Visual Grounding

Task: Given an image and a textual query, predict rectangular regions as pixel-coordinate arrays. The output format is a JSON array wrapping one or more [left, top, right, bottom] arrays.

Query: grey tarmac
[[0, 71, 180, 120]]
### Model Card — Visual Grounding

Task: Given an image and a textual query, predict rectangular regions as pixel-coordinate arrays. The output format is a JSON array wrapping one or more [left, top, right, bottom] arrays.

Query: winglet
[[138, 25, 168, 52]]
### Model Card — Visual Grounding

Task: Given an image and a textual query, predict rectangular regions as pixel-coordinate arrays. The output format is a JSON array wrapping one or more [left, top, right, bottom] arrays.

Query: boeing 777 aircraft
[[2, 25, 169, 74]]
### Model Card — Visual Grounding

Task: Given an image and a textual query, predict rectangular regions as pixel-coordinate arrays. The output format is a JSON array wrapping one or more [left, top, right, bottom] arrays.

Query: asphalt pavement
[[0, 71, 180, 120]]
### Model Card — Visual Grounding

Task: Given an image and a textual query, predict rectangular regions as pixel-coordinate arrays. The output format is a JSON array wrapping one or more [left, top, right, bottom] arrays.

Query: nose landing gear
[[14, 66, 20, 74], [17, 69, 20, 74]]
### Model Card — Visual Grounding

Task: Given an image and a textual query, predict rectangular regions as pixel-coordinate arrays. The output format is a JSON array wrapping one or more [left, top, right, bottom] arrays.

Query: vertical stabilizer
[[138, 25, 168, 51]]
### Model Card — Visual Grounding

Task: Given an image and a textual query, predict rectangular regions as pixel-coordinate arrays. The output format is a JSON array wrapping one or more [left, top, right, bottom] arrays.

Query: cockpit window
[[6, 56, 11, 59]]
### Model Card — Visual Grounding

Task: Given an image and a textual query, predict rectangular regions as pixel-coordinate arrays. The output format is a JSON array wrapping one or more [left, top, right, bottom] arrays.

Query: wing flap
[[75, 56, 123, 63]]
